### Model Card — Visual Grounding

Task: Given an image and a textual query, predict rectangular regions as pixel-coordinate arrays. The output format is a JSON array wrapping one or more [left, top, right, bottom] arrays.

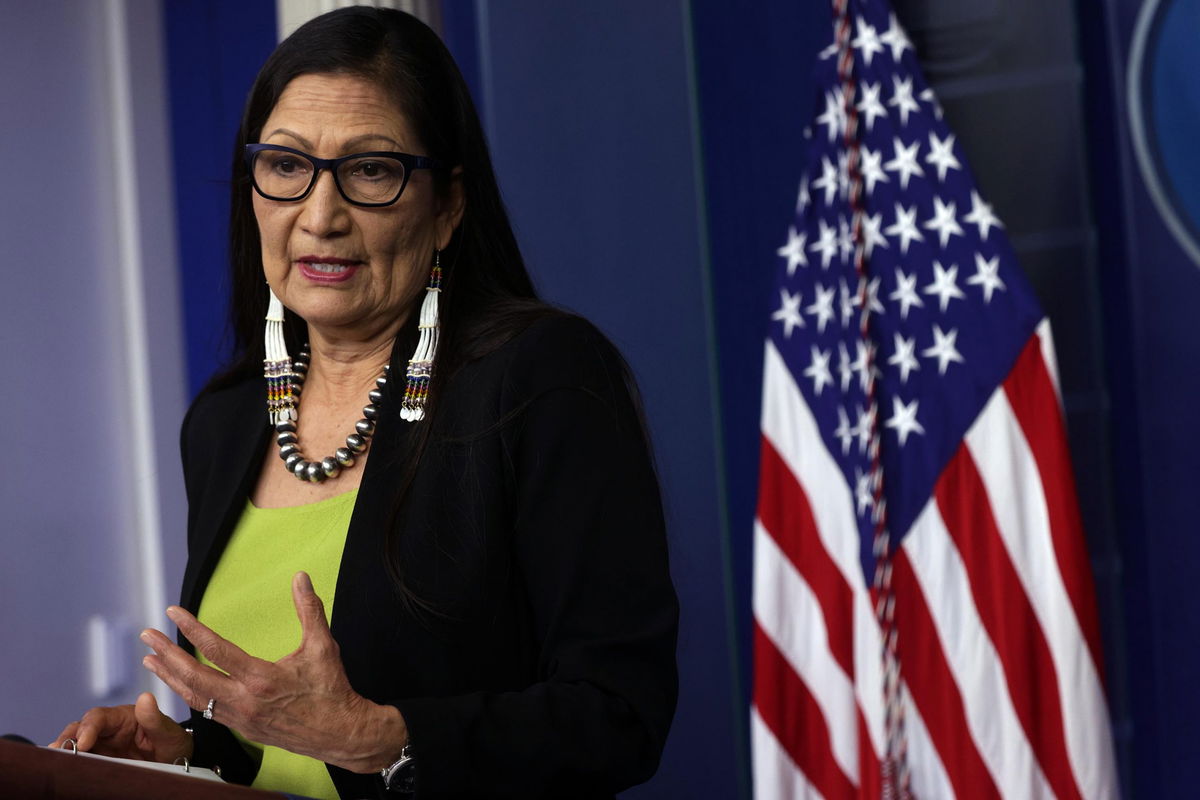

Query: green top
[[196, 489, 357, 800]]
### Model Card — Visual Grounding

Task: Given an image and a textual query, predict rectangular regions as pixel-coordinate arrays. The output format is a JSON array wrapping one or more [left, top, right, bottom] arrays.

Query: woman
[[50, 8, 678, 799]]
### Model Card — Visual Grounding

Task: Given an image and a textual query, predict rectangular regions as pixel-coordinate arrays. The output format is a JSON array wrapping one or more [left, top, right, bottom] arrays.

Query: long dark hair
[[210, 7, 559, 614]]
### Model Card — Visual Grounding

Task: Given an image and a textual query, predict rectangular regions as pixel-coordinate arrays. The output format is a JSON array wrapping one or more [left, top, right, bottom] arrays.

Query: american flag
[[751, 0, 1119, 798]]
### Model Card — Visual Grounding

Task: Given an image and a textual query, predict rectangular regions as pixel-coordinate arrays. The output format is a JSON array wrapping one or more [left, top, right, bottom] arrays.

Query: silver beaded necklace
[[273, 345, 389, 484]]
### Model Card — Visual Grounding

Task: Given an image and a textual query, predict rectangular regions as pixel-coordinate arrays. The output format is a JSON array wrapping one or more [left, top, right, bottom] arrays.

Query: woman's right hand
[[48, 691, 193, 763]]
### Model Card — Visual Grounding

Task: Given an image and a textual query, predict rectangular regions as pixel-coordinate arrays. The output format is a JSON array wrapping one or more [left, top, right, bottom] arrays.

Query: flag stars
[[860, 145, 890, 196], [810, 218, 839, 269], [924, 196, 964, 249], [863, 275, 886, 316], [885, 137, 924, 191], [812, 156, 839, 206], [803, 345, 834, 396], [857, 82, 887, 132], [862, 212, 890, 258], [834, 406, 854, 454], [919, 87, 944, 120], [885, 396, 925, 446], [817, 89, 846, 143], [854, 467, 875, 516], [924, 261, 966, 312], [796, 177, 811, 214], [806, 283, 837, 333], [851, 339, 875, 393], [838, 341, 854, 392], [926, 132, 962, 182], [963, 190, 1004, 241], [771, 288, 805, 338], [887, 203, 924, 254], [968, 253, 1007, 303], [888, 332, 920, 384], [890, 268, 924, 320], [854, 404, 874, 454], [923, 324, 965, 374], [880, 13, 913, 63], [852, 17, 885, 67], [889, 76, 921, 127], [839, 278, 859, 328], [838, 216, 855, 264], [777, 225, 808, 276]]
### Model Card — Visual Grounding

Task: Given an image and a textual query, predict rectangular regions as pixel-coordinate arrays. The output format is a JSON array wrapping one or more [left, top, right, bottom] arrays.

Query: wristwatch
[[381, 743, 416, 794]]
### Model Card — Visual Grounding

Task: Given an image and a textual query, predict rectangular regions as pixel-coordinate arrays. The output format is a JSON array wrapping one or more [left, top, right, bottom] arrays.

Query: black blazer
[[177, 316, 679, 799]]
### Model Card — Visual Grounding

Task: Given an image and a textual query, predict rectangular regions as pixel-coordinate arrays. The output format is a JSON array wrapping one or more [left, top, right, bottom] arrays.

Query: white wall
[[0, 0, 187, 740]]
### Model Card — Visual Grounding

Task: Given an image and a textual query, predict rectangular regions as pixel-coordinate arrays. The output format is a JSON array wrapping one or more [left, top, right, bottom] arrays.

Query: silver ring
[[62, 737, 78, 754], [203, 698, 216, 720]]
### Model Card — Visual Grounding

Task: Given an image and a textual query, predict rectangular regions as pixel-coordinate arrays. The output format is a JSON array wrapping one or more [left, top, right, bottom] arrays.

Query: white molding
[[102, 0, 170, 710], [277, 0, 440, 42]]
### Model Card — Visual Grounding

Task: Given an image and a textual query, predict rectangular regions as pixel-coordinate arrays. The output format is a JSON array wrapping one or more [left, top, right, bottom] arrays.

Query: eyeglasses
[[244, 143, 444, 207]]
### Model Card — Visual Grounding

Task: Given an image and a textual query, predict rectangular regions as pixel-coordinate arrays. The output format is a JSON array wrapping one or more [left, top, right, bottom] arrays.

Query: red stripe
[[856, 708, 881, 800], [935, 444, 1083, 800], [889, 551, 1002, 800], [757, 435, 856, 675], [1002, 336, 1105, 682], [753, 623, 857, 800]]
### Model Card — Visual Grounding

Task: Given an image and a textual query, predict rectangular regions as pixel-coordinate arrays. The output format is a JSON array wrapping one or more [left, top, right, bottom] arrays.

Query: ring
[[203, 698, 216, 720]]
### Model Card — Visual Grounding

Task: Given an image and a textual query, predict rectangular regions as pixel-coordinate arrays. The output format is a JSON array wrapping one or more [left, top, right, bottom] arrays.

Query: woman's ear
[[435, 167, 466, 250]]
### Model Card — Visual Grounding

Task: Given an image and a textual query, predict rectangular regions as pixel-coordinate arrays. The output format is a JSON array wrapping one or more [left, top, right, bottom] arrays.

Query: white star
[[863, 275, 886, 315], [810, 218, 839, 269], [851, 339, 875, 392], [862, 212, 890, 258], [880, 12, 913, 63], [805, 282, 836, 333], [796, 177, 812, 214], [885, 137, 924, 190], [854, 404, 874, 454], [839, 279, 858, 328], [923, 260, 966, 312], [885, 396, 925, 446], [889, 76, 920, 127], [803, 345, 834, 396], [812, 156, 838, 206], [919, 87, 944, 119], [837, 342, 853, 392], [963, 190, 1004, 241], [852, 17, 885, 67], [860, 145, 890, 196], [886, 203, 924, 254], [838, 215, 855, 265], [926, 132, 962, 182], [855, 467, 874, 516], [776, 225, 808, 276], [856, 82, 887, 132], [924, 196, 964, 249], [889, 268, 924, 320], [967, 252, 1006, 303], [819, 41, 839, 60], [817, 89, 845, 143], [887, 332, 920, 384], [834, 406, 854, 454], [771, 288, 805, 338], [923, 324, 965, 375]]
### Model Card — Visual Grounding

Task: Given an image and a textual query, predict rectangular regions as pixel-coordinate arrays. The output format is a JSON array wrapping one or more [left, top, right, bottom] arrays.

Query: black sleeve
[[176, 398, 260, 786], [393, 319, 679, 798]]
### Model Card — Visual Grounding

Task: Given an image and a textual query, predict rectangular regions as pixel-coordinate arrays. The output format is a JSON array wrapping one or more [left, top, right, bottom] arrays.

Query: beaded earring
[[400, 251, 443, 422], [264, 287, 297, 427]]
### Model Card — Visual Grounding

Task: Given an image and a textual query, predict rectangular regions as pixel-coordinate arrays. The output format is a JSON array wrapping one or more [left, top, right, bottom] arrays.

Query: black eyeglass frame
[[244, 143, 445, 208]]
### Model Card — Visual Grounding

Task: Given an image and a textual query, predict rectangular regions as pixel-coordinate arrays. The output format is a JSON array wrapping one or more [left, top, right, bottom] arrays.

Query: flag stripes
[[754, 335, 1115, 798]]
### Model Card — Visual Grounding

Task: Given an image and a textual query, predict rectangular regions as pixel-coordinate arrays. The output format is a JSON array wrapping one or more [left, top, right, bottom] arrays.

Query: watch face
[[383, 753, 416, 793]]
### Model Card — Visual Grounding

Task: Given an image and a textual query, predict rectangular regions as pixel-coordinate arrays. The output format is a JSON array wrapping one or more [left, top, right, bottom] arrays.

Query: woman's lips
[[295, 258, 363, 283]]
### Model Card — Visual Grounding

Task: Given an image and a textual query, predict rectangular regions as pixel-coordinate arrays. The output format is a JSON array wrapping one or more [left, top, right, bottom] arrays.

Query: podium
[[0, 738, 285, 799]]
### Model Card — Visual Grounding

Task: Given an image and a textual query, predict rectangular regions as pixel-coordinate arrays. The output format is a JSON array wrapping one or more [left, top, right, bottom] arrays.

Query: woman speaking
[[50, 7, 678, 799]]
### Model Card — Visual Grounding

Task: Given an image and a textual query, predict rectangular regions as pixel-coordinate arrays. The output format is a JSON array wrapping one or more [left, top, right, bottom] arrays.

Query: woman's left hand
[[140, 571, 407, 774]]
